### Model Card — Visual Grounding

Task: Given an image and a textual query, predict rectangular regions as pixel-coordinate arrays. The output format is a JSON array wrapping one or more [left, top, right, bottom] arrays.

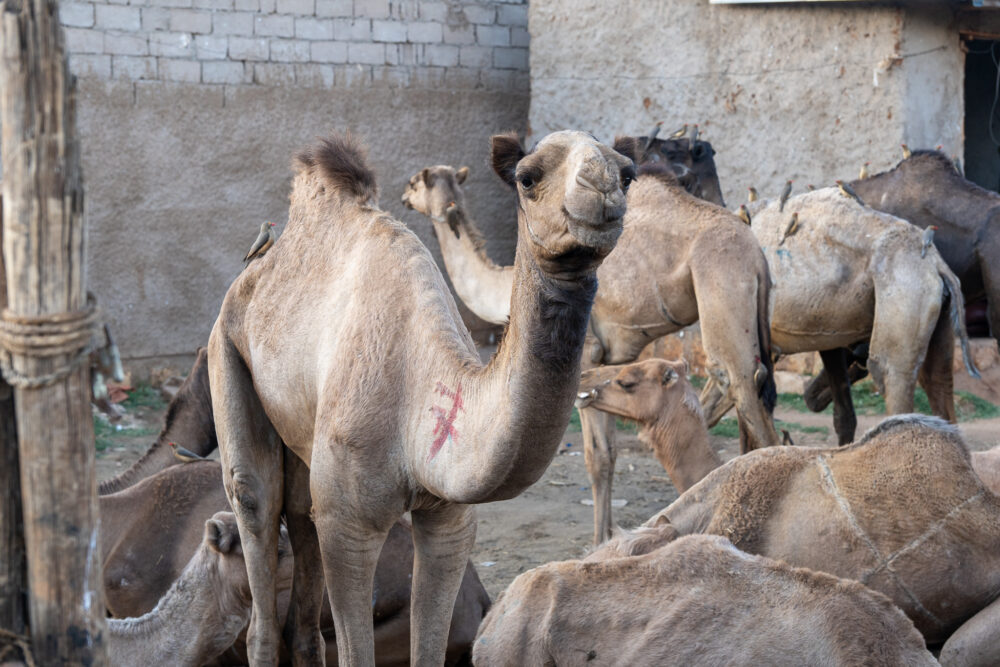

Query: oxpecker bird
[[859, 162, 870, 179], [244, 221, 277, 265], [738, 204, 752, 226], [780, 212, 799, 245], [922, 225, 938, 259], [953, 155, 964, 176], [807, 184, 816, 191], [170, 442, 204, 463], [747, 187, 759, 203], [902, 143, 912, 159], [669, 124, 688, 139], [778, 180, 792, 212], [642, 121, 664, 153], [836, 180, 865, 207], [687, 124, 700, 148]]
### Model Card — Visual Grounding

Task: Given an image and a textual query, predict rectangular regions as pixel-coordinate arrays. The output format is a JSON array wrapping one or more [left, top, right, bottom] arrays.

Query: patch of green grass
[[689, 375, 706, 390], [121, 383, 166, 411], [568, 408, 581, 431], [93, 415, 157, 452], [709, 417, 740, 439]]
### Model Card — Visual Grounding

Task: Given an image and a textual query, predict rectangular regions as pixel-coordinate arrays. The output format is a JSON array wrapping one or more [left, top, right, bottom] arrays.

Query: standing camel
[[403, 162, 778, 544], [731, 188, 978, 444], [208, 131, 635, 665], [806, 150, 1000, 409]]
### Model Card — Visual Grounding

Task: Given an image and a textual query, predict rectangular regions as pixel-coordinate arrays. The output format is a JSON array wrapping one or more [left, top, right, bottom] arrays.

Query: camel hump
[[294, 132, 377, 202], [854, 413, 959, 447]]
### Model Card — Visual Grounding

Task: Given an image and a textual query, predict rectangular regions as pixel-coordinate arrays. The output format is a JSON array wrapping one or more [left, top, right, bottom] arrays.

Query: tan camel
[[733, 188, 978, 444], [99, 460, 490, 665], [404, 164, 779, 544], [474, 534, 937, 666], [591, 415, 1000, 657], [575, 357, 720, 494], [971, 445, 1000, 496], [107, 512, 293, 667], [208, 131, 634, 665]]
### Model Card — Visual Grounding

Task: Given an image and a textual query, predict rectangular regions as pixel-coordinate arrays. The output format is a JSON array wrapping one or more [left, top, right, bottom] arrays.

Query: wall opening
[[965, 39, 1000, 193]]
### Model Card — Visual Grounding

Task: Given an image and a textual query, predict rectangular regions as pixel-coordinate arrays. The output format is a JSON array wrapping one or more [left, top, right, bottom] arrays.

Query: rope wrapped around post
[[0, 293, 106, 389]]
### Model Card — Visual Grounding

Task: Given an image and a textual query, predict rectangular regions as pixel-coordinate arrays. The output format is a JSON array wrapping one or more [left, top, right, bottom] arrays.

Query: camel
[[575, 357, 720, 494], [474, 534, 937, 667], [971, 445, 1000, 496], [635, 135, 726, 206], [208, 130, 635, 666], [98, 346, 216, 495], [404, 161, 778, 544], [806, 150, 1000, 410], [589, 414, 1000, 658], [107, 512, 293, 667], [732, 188, 979, 444], [99, 460, 490, 665]]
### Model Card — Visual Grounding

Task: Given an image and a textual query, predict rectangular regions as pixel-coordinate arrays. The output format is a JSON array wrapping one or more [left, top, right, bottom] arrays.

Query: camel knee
[[226, 472, 279, 535]]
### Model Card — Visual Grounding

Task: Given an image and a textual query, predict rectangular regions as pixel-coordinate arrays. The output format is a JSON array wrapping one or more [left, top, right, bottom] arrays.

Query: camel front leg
[[581, 407, 616, 545], [410, 502, 477, 667], [209, 334, 284, 666], [819, 348, 858, 445], [939, 595, 1000, 666], [282, 447, 326, 667]]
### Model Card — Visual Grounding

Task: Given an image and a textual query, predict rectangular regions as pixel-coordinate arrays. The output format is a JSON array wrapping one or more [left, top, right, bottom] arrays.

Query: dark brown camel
[[805, 150, 994, 419], [636, 135, 725, 207], [100, 460, 491, 666]]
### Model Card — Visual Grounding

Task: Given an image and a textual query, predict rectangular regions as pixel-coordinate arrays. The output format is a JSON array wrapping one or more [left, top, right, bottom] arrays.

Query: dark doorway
[[965, 39, 1000, 193]]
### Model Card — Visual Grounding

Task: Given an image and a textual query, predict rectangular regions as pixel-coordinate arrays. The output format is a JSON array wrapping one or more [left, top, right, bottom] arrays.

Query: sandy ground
[[95, 393, 1000, 600]]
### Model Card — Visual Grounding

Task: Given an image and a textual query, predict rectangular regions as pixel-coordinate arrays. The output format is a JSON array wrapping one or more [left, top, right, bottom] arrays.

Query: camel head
[[204, 512, 292, 613], [491, 131, 637, 274], [401, 164, 470, 239], [575, 358, 699, 425]]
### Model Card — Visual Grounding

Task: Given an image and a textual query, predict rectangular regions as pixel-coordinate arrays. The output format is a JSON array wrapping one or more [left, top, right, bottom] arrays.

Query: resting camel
[[99, 461, 490, 665], [208, 130, 634, 665], [474, 534, 937, 667], [403, 161, 778, 544], [734, 188, 978, 444], [806, 150, 1000, 411], [591, 414, 1000, 659], [107, 512, 293, 667]]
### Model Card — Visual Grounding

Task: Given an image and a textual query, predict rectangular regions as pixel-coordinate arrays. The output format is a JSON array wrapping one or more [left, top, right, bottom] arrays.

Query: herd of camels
[[92, 127, 1000, 666]]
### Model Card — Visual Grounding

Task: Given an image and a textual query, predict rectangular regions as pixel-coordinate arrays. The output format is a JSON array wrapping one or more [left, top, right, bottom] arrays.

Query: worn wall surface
[[528, 1, 963, 207], [13, 0, 534, 374]]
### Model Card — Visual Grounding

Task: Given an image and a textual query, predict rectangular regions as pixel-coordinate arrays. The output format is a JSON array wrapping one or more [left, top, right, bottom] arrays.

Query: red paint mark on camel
[[429, 381, 463, 461]]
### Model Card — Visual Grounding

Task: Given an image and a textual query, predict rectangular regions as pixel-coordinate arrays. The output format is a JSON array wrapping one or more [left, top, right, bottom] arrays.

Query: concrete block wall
[[61, 0, 529, 90]]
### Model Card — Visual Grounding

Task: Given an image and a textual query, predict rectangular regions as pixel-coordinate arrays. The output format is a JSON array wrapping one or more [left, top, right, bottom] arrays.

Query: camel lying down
[[474, 534, 937, 666], [107, 512, 292, 667]]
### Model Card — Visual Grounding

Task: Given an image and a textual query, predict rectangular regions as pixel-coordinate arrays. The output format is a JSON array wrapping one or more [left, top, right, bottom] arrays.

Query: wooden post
[[0, 0, 108, 661]]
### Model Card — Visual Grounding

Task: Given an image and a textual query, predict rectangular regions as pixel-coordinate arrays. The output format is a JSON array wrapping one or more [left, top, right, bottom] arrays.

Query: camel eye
[[617, 379, 637, 391], [621, 167, 635, 191], [519, 175, 535, 189]]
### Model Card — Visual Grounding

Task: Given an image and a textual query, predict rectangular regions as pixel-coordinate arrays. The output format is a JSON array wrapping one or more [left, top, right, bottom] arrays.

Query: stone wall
[[528, 1, 963, 207], [33, 0, 530, 376]]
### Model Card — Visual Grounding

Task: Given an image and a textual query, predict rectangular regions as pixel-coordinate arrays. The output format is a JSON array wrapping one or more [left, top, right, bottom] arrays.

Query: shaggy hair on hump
[[294, 133, 378, 202]]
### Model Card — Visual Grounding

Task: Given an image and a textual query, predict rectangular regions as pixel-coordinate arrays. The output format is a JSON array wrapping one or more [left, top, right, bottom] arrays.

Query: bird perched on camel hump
[[836, 180, 865, 207], [779, 212, 799, 245], [922, 226, 938, 259], [669, 124, 688, 139], [642, 121, 664, 153], [170, 442, 204, 463], [738, 204, 752, 226], [902, 143, 912, 159], [244, 221, 277, 265], [859, 162, 870, 179], [747, 187, 759, 203], [778, 180, 793, 212]]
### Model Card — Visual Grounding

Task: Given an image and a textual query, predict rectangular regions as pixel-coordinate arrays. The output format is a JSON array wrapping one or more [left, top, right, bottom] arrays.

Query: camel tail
[[939, 261, 981, 379], [755, 264, 777, 413], [294, 132, 378, 202]]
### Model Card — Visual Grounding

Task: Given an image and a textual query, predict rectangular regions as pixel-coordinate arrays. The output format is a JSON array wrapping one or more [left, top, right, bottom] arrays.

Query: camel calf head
[[491, 131, 636, 272], [577, 358, 698, 425]]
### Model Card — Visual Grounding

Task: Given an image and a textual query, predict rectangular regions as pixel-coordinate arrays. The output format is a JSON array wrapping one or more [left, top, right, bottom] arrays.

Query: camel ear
[[420, 168, 435, 187], [455, 166, 470, 184], [205, 516, 239, 555], [613, 135, 639, 165], [679, 358, 689, 376], [490, 132, 525, 189]]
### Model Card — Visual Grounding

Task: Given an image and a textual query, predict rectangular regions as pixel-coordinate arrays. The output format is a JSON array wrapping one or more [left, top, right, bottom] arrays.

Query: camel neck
[[431, 204, 515, 325], [106, 550, 248, 666], [642, 400, 721, 494]]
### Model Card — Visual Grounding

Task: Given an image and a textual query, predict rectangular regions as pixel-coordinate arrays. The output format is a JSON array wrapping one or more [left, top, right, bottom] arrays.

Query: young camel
[[107, 512, 293, 667], [592, 414, 1000, 658], [403, 164, 778, 544], [734, 188, 978, 444], [208, 131, 635, 666], [474, 534, 937, 667]]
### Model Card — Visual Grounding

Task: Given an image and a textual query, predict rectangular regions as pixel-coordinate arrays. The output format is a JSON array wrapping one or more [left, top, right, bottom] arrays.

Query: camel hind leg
[[581, 407, 616, 545], [819, 348, 858, 445], [208, 331, 285, 665], [282, 447, 326, 667], [918, 298, 957, 422], [410, 502, 477, 666]]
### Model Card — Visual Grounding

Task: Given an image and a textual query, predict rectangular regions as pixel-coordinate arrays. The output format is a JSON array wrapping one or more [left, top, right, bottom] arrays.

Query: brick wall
[[62, 0, 529, 90]]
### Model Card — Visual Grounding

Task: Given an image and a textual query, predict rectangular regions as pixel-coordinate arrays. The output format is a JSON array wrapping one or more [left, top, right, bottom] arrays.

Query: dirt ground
[[95, 387, 1000, 600]]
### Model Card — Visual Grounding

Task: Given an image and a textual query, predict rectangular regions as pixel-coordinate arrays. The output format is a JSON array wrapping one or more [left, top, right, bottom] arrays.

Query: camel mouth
[[575, 390, 597, 409]]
